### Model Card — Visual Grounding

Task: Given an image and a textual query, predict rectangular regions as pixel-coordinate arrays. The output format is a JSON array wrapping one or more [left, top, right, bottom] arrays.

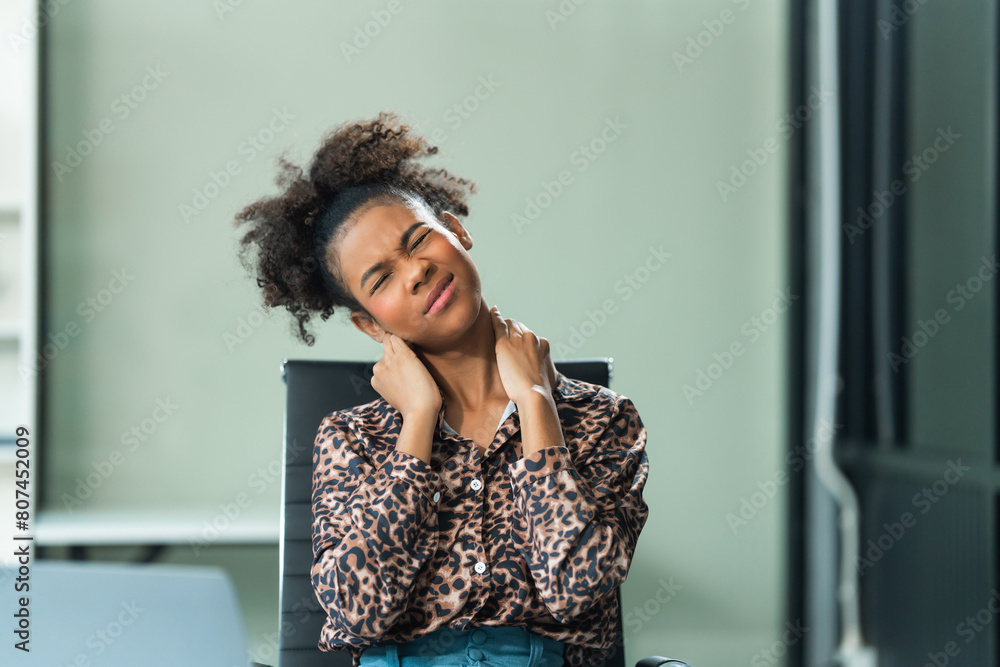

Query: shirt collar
[[552, 369, 597, 401]]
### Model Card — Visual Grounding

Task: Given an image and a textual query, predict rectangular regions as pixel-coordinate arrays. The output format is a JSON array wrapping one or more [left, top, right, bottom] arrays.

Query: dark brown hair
[[232, 111, 477, 345]]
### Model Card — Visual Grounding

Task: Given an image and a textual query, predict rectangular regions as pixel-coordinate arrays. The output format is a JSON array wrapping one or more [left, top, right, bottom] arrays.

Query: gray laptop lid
[[0, 560, 249, 666]]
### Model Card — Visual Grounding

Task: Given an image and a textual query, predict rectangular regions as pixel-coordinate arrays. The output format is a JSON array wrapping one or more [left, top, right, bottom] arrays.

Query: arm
[[508, 395, 650, 624], [310, 410, 442, 639]]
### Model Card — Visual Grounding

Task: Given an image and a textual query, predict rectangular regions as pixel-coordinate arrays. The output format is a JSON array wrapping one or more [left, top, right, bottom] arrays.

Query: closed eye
[[369, 229, 432, 294]]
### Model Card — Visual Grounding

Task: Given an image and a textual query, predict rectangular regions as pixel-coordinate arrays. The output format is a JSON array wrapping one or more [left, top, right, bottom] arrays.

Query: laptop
[[0, 559, 251, 666]]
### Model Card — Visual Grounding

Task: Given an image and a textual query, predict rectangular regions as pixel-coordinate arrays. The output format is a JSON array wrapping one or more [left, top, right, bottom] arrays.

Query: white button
[[470, 479, 482, 491], [474, 561, 487, 574], [433, 491, 441, 502]]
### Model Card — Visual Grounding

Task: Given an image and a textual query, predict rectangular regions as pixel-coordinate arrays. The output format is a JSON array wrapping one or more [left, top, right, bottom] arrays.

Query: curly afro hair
[[232, 111, 477, 346]]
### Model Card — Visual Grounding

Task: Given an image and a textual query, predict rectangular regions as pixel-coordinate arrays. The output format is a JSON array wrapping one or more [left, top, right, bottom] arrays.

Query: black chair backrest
[[278, 358, 621, 667]]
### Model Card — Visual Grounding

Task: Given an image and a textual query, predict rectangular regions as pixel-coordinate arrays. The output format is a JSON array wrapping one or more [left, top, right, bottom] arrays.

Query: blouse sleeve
[[310, 412, 444, 639], [507, 396, 650, 624]]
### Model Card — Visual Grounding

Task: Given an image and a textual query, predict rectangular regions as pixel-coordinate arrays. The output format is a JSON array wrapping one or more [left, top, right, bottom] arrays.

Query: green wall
[[43, 1, 790, 665]]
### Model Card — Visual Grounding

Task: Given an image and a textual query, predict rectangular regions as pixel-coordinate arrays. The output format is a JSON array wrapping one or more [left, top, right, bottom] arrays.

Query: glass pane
[[904, 0, 996, 457]]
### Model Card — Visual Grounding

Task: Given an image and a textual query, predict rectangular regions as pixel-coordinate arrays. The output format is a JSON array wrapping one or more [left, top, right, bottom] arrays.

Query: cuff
[[378, 449, 444, 505], [508, 445, 576, 491]]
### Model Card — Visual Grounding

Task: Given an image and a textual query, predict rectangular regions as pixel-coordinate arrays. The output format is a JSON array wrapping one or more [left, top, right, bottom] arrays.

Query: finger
[[490, 306, 508, 337], [503, 316, 526, 337], [384, 334, 398, 356]]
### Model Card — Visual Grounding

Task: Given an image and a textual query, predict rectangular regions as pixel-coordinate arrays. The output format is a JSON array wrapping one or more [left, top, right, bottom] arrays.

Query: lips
[[425, 275, 453, 314]]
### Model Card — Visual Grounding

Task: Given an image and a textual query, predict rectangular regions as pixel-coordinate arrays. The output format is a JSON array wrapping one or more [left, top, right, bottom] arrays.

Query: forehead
[[350, 202, 419, 235]]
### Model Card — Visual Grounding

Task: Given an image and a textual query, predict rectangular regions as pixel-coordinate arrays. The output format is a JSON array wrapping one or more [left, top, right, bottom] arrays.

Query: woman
[[233, 112, 650, 667]]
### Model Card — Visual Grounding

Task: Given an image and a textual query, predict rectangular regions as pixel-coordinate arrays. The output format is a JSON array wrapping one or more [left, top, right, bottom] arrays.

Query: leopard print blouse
[[310, 370, 650, 667]]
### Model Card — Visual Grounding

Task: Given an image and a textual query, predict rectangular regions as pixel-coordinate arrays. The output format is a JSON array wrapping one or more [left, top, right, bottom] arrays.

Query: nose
[[406, 257, 433, 294]]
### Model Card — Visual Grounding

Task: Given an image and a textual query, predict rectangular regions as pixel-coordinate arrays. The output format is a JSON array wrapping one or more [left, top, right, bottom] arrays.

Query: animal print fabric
[[310, 370, 650, 667]]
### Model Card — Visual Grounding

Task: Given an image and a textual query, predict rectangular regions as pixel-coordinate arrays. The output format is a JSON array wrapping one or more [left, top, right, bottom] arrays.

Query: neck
[[411, 296, 507, 411]]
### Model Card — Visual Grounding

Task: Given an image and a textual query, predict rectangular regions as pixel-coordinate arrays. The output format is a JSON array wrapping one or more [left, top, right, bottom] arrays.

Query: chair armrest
[[635, 658, 691, 667]]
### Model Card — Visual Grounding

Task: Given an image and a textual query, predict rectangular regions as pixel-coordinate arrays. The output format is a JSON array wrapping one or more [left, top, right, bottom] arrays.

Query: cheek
[[369, 286, 414, 322], [436, 239, 473, 275], [433, 232, 465, 257], [367, 294, 397, 320]]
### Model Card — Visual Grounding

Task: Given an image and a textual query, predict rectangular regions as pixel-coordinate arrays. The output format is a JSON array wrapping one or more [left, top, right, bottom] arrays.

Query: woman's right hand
[[371, 333, 442, 420]]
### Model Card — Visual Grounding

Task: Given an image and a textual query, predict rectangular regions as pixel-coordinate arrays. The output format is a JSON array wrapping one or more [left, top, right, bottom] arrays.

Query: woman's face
[[332, 201, 483, 349]]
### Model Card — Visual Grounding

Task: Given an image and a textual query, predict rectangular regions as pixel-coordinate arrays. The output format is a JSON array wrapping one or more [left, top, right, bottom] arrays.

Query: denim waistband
[[361, 625, 564, 667]]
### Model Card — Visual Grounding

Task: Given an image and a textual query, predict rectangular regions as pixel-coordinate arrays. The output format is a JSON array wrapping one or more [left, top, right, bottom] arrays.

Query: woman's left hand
[[489, 305, 557, 404]]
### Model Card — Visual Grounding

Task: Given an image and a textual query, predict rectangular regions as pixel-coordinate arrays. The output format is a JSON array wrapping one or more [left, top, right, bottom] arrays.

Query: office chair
[[275, 358, 690, 667]]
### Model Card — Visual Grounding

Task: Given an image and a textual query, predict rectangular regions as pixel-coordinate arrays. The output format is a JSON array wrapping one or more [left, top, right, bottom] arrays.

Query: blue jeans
[[359, 625, 565, 667]]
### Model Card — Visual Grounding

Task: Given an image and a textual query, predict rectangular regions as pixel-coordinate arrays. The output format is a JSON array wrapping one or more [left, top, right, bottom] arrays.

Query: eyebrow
[[359, 222, 426, 291]]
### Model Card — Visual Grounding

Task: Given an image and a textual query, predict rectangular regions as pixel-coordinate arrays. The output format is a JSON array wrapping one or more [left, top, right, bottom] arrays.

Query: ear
[[350, 311, 386, 343], [440, 211, 472, 249]]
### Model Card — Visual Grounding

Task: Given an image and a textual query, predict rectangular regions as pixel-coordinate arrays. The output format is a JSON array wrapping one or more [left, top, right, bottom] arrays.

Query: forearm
[[312, 509, 439, 638], [394, 408, 438, 464], [312, 451, 442, 637], [310, 412, 444, 637], [509, 445, 649, 621], [508, 397, 650, 621], [517, 391, 566, 458]]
